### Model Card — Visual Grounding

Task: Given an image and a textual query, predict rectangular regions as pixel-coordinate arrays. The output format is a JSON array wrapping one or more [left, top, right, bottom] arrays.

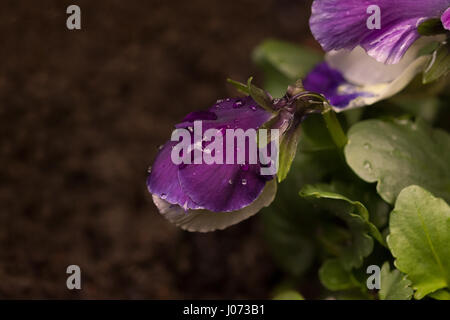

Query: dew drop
[[216, 99, 224, 104], [363, 160, 372, 171], [228, 179, 233, 185], [226, 98, 231, 102], [233, 99, 244, 108], [249, 105, 257, 111], [147, 166, 152, 173], [241, 179, 247, 185], [158, 144, 164, 150], [161, 193, 167, 199], [187, 126, 193, 132]]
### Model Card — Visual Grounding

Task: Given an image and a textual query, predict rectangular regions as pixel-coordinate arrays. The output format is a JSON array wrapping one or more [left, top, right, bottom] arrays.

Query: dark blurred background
[[0, 0, 317, 298]]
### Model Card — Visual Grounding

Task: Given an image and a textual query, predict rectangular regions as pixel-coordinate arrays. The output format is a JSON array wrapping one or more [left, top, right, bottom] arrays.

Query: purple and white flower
[[303, 39, 437, 110], [147, 97, 279, 232], [310, 0, 450, 64]]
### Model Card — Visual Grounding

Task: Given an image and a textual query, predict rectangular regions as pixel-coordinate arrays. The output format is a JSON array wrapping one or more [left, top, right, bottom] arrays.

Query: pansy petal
[[310, 0, 450, 64], [152, 179, 277, 232], [147, 141, 201, 210], [303, 62, 367, 108], [176, 96, 273, 132], [442, 7, 450, 30], [326, 46, 419, 85], [304, 55, 429, 111], [175, 97, 275, 212], [178, 162, 271, 212]]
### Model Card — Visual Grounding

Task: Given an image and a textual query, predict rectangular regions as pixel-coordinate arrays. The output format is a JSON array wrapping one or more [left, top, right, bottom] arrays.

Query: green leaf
[[299, 113, 335, 152], [247, 77, 276, 113], [423, 42, 450, 84], [344, 119, 450, 205], [277, 125, 302, 183], [253, 39, 321, 97], [262, 147, 342, 277], [389, 96, 441, 123], [226, 77, 278, 114], [319, 259, 360, 291], [253, 39, 321, 80], [226, 78, 250, 95], [300, 183, 385, 270], [387, 185, 450, 299], [417, 18, 446, 36], [379, 262, 413, 300], [429, 289, 450, 300], [273, 290, 304, 300], [262, 188, 316, 277]]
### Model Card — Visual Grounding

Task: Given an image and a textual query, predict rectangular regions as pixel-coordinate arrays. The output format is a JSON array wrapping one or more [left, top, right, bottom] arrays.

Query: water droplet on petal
[[226, 98, 231, 102], [187, 126, 193, 132], [241, 179, 247, 185], [249, 105, 257, 111], [216, 99, 224, 104], [147, 166, 152, 173], [161, 193, 167, 199], [158, 145, 164, 150], [228, 179, 233, 185], [233, 99, 244, 108]]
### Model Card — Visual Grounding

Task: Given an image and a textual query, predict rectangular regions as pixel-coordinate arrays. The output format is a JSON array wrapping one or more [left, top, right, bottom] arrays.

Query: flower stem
[[322, 106, 348, 150]]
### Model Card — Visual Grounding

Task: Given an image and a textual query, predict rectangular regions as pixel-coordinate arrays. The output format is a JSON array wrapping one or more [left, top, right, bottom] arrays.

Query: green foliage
[[387, 185, 450, 299], [345, 118, 450, 205], [262, 145, 341, 277], [252, 37, 450, 300], [273, 290, 304, 300], [319, 259, 360, 291], [277, 125, 302, 183], [417, 18, 446, 36], [300, 183, 385, 270], [253, 40, 321, 97], [423, 42, 450, 84], [379, 262, 413, 300]]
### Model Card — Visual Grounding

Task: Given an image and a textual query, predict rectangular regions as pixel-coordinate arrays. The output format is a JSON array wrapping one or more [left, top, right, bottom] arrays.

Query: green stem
[[322, 106, 348, 150]]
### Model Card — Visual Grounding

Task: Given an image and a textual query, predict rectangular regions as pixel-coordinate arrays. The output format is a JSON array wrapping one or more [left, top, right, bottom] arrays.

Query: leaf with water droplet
[[345, 119, 450, 205], [247, 77, 276, 114]]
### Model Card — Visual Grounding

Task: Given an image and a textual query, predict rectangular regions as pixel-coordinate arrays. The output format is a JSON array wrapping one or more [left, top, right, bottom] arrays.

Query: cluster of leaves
[[253, 40, 450, 300]]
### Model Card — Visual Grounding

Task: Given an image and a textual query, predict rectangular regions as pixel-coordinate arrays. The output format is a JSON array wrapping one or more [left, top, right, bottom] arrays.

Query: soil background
[[0, 0, 316, 298]]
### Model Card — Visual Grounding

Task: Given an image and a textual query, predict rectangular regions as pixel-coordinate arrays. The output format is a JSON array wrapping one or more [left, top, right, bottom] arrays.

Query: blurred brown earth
[[0, 0, 315, 298]]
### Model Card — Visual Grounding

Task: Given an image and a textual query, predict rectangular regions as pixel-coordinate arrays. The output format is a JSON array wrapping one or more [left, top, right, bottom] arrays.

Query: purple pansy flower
[[310, 0, 450, 64], [304, 38, 441, 110], [147, 96, 278, 232], [303, 61, 367, 108]]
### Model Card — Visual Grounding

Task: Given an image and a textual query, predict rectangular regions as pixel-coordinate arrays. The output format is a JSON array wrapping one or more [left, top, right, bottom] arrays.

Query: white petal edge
[[332, 54, 430, 112], [152, 179, 277, 232], [326, 36, 445, 85]]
